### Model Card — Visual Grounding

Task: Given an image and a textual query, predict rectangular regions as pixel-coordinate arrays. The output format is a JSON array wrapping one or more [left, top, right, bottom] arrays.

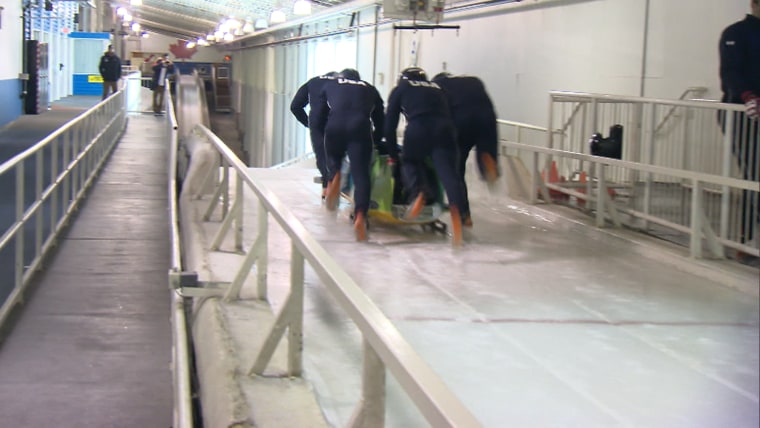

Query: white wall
[[407, 0, 749, 125], [232, 0, 752, 166], [0, 1, 23, 81]]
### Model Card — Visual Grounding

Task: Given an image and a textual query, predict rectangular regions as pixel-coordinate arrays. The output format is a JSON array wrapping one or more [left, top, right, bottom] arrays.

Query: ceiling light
[[207, 33, 216, 41], [116, 7, 127, 16], [270, 9, 286, 24], [186, 41, 196, 48], [242, 21, 254, 33], [254, 18, 268, 30], [223, 33, 234, 41], [293, 0, 311, 16], [141, 31, 149, 38], [130, 0, 142, 5], [131, 22, 140, 32]]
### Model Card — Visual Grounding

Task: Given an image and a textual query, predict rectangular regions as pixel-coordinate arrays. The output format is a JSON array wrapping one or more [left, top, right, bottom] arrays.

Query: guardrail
[[180, 123, 481, 427], [498, 92, 759, 259], [501, 139, 759, 259], [164, 81, 195, 428], [0, 91, 127, 330]]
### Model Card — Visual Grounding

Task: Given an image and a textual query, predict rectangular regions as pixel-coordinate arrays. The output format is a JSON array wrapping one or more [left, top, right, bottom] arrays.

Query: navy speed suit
[[314, 77, 384, 217], [719, 12, 760, 244], [433, 74, 499, 219], [384, 80, 467, 214], [290, 73, 336, 189]]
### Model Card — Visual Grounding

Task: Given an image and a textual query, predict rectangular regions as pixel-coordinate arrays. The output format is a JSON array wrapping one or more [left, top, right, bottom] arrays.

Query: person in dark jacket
[[98, 44, 121, 100], [384, 67, 466, 246], [432, 72, 500, 227], [314, 69, 385, 241], [290, 72, 338, 199], [152, 56, 175, 114], [719, 0, 760, 258]]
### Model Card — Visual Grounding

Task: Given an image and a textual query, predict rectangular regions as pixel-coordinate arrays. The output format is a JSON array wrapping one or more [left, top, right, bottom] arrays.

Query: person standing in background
[[718, 0, 760, 263], [290, 72, 338, 200], [152, 55, 175, 114], [98, 44, 121, 100]]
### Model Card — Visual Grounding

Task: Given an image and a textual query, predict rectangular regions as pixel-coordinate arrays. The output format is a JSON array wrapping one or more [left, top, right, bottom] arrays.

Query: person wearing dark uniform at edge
[[432, 72, 501, 227], [315, 68, 385, 241], [384, 67, 467, 247], [719, 0, 760, 264], [290, 72, 338, 200]]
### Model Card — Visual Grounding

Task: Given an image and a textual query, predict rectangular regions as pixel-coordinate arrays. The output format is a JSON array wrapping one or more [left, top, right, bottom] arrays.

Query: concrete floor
[[0, 111, 174, 427]]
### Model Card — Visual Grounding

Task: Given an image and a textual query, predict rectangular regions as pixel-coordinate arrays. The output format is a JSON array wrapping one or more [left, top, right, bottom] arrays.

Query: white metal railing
[[181, 124, 481, 428], [497, 92, 759, 258], [164, 81, 195, 428], [514, 140, 758, 258], [498, 138, 759, 259], [0, 90, 127, 330]]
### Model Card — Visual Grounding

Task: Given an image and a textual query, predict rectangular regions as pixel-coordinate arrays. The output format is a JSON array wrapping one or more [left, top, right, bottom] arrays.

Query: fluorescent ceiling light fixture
[[186, 41, 196, 48], [293, 0, 311, 16], [141, 31, 149, 38], [123, 13, 133, 22], [254, 18, 268, 30], [130, 0, 142, 5], [223, 33, 234, 41], [270, 10, 286, 24], [131, 22, 140, 31], [207, 33, 216, 41], [116, 7, 127, 16], [242, 21, 254, 33]]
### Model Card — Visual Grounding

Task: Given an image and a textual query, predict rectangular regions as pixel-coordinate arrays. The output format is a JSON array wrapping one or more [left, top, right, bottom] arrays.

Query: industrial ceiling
[[105, 0, 356, 41]]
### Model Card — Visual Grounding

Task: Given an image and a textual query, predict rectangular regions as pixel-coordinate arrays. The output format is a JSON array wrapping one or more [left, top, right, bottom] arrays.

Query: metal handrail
[[503, 139, 758, 258], [188, 123, 481, 427], [165, 81, 194, 428], [0, 91, 127, 330]]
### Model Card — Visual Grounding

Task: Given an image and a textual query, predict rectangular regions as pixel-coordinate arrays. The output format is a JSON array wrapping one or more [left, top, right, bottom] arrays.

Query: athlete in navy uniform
[[432, 72, 500, 227], [384, 67, 466, 246], [719, 0, 760, 260], [290, 72, 338, 198], [314, 68, 385, 241]]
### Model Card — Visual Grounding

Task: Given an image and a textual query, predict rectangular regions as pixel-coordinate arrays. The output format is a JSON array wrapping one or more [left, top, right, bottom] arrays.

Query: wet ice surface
[[245, 162, 759, 428]]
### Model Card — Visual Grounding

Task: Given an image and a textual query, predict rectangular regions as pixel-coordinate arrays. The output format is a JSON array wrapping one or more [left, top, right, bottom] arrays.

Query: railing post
[[690, 179, 704, 258], [348, 339, 386, 428], [62, 130, 71, 213], [35, 151, 43, 263], [51, 136, 59, 235], [235, 174, 243, 252], [720, 111, 733, 240], [15, 165, 24, 290], [288, 243, 304, 376], [596, 162, 606, 228], [257, 200, 269, 300]]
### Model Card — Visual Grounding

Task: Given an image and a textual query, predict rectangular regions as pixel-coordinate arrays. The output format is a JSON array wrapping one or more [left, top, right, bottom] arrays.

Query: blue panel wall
[[73, 74, 102, 96], [0, 79, 23, 128]]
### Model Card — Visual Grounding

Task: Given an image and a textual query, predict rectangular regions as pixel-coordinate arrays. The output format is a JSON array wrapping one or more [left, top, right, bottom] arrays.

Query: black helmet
[[339, 68, 361, 81], [399, 67, 427, 82], [432, 71, 452, 82], [323, 71, 338, 78]]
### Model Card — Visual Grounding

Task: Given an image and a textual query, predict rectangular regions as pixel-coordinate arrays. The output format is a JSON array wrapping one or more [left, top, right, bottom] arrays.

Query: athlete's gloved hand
[[742, 91, 759, 120]]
